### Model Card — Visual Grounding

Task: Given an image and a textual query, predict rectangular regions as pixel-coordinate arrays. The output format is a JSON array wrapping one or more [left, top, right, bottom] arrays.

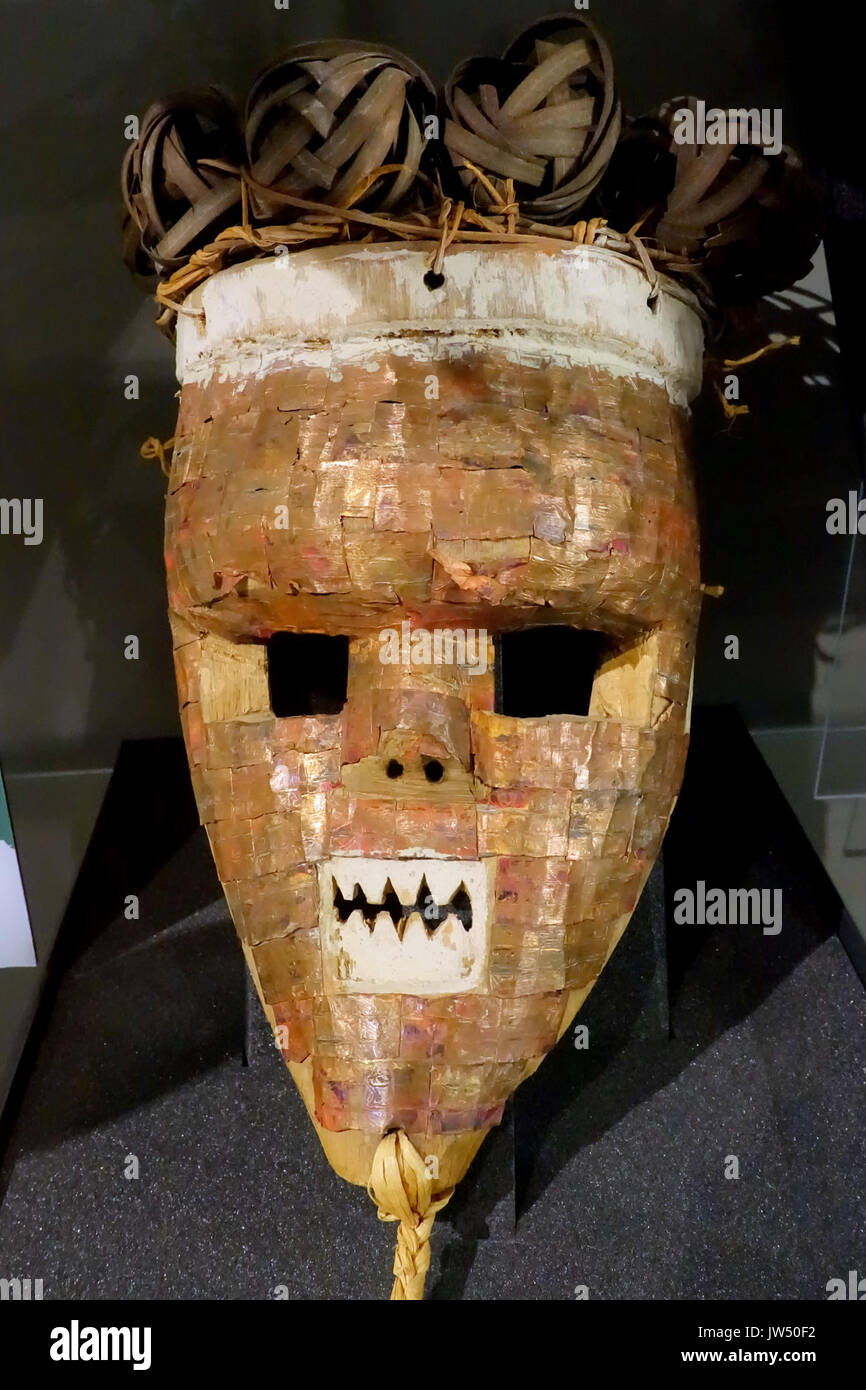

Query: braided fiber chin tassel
[[368, 1131, 454, 1300]]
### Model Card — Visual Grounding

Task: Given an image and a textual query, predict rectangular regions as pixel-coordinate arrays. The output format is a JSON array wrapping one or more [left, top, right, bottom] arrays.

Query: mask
[[164, 244, 702, 1292]]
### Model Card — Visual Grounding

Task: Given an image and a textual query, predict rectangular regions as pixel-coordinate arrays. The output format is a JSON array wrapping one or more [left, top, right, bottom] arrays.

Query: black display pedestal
[[0, 708, 863, 1300]]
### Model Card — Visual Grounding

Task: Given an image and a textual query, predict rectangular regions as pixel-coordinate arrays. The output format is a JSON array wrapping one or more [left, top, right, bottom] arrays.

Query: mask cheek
[[173, 626, 339, 1008], [472, 622, 693, 1003], [589, 628, 692, 730], [170, 623, 273, 773]]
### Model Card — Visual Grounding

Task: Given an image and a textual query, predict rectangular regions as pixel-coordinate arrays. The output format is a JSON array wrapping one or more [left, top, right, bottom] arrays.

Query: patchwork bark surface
[[166, 345, 699, 1138]]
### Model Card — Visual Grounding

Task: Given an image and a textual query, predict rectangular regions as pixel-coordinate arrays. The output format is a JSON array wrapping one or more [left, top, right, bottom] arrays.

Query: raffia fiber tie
[[149, 178, 716, 336], [140, 435, 175, 478], [715, 382, 750, 420], [628, 230, 660, 304], [571, 216, 604, 245], [368, 1130, 454, 1300], [723, 335, 800, 368], [710, 334, 802, 421], [429, 199, 465, 279]]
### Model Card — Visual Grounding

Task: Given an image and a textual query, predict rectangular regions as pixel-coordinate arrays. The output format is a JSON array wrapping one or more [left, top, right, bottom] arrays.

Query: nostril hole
[[423, 270, 445, 291], [385, 758, 404, 780], [423, 759, 444, 783]]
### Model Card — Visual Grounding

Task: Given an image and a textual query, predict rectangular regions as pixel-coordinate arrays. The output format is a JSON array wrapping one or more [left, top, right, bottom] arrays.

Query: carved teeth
[[420, 860, 467, 906], [319, 857, 491, 995], [330, 861, 361, 899], [384, 862, 425, 902], [401, 913, 430, 953], [332, 869, 473, 936], [331, 859, 390, 903]]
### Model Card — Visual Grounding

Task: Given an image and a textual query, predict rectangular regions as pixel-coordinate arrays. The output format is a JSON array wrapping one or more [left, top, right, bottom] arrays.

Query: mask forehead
[[167, 247, 701, 645], [166, 245, 702, 1165]]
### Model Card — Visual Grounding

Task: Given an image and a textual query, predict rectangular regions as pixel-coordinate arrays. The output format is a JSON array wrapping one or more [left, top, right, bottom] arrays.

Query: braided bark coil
[[122, 89, 242, 278], [245, 40, 439, 220], [444, 12, 621, 222]]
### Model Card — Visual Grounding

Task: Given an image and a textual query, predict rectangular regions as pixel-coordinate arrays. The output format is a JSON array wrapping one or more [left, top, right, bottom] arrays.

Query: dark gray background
[[0, 0, 859, 775]]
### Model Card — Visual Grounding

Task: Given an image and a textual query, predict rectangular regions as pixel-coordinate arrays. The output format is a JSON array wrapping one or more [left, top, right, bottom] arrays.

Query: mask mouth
[[333, 875, 472, 939], [320, 858, 491, 995]]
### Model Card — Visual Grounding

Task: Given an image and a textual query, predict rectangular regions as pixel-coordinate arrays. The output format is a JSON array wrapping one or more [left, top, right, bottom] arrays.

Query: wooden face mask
[[164, 243, 702, 1213]]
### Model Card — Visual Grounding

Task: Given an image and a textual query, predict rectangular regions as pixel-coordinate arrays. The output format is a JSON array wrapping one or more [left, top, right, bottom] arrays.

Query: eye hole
[[495, 627, 605, 717], [423, 759, 444, 783], [386, 758, 404, 779], [266, 633, 349, 717]]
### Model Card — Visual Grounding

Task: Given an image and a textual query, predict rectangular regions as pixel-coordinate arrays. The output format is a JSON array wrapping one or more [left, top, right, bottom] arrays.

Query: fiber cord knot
[[368, 1130, 454, 1300]]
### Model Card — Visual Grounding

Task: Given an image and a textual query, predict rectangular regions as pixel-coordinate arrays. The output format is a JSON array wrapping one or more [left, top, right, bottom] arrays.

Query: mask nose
[[343, 744, 473, 800], [341, 687, 474, 799], [339, 631, 490, 795], [383, 751, 447, 786], [375, 732, 465, 798], [379, 721, 467, 769]]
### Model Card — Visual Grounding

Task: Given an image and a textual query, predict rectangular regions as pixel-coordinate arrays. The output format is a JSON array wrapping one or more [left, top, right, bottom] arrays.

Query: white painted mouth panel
[[319, 857, 492, 995]]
